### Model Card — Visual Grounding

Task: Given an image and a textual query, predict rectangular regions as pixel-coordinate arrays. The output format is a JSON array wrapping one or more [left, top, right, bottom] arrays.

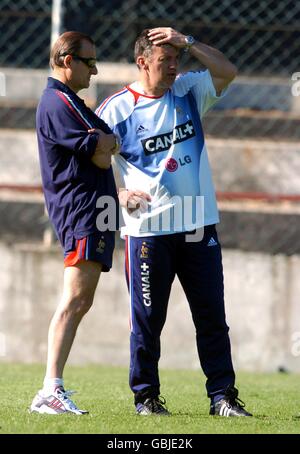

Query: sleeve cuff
[[86, 133, 99, 158]]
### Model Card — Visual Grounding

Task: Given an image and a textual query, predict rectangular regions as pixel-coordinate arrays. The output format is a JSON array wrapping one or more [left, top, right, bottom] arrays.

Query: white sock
[[42, 377, 64, 395]]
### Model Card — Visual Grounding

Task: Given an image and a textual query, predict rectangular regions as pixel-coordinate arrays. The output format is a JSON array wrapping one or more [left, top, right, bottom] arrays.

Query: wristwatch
[[184, 35, 195, 52]]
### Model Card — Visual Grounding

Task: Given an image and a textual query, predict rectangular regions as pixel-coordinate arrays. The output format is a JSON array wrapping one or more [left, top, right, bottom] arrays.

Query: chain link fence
[[0, 0, 52, 69], [0, 0, 299, 75], [71, 0, 300, 77], [0, 0, 299, 143], [0, 0, 299, 139]]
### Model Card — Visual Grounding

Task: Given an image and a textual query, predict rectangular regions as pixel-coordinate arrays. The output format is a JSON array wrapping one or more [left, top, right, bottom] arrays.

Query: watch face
[[185, 35, 195, 46]]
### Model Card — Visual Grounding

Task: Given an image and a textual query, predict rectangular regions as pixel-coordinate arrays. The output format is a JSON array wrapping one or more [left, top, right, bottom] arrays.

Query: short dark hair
[[50, 31, 95, 69], [134, 29, 155, 65]]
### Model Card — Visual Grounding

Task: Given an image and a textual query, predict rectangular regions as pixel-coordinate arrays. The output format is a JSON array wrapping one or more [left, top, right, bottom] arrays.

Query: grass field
[[0, 364, 299, 434]]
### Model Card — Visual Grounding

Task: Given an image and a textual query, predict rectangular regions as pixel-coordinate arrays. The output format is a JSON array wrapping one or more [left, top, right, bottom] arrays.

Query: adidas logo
[[207, 237, 218, 247], [219, 402, 232, 417], [137, 124, 147, 133]]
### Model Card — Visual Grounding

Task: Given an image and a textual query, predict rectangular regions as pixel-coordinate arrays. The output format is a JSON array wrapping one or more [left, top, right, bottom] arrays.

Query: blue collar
[[47, 77, 84, 104]]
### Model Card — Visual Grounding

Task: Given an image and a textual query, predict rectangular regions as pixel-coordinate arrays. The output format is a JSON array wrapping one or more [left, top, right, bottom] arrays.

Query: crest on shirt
[[176, 105, 184, 116]]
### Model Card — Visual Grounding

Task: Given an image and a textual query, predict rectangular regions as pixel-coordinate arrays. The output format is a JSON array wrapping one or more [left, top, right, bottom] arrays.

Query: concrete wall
[[1, 129, 300, 371], [1, 241, 300, 372], [0, 67, 294, 112], [1, 129, 300, 195]]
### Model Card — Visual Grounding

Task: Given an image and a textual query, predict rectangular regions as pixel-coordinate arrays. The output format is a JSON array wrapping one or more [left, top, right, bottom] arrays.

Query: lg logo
[[165, 158, 178, 172], [165, 155, 192, 172]]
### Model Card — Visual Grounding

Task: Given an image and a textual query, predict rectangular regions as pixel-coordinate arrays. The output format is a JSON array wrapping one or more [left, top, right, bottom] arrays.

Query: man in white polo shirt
[[97, 27, 252, 418]]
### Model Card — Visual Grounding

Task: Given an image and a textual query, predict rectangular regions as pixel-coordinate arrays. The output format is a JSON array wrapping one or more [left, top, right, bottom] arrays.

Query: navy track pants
[[125, 225, 235, 398]]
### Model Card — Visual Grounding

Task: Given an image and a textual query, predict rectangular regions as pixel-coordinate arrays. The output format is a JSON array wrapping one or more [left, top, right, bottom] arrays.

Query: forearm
[[147, 27, 237, 93], [91, 148, 112, 169], [89, 129, 119, 169], [148, 27, 237, 81], [189, 41, 237, 81]]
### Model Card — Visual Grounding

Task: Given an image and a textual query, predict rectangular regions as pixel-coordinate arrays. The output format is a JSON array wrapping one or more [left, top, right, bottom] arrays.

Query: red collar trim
[[126, 84, 166, 104]]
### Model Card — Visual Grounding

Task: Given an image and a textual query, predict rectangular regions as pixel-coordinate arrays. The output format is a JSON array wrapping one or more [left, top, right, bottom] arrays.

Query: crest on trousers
[[96, 237, 105, 254], [140, 242, 149, 259]]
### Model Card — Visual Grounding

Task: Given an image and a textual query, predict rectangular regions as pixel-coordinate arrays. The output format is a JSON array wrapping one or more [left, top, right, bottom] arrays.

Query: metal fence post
[[51, 0, 64, 48]]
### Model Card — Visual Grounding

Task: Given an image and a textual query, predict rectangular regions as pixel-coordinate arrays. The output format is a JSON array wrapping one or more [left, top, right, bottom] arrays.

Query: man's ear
[[137, 56, 148, 70], [63, 54, 73, 69]]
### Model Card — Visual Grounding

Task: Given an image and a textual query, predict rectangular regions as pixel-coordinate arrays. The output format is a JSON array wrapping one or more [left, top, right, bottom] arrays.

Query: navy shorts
[[64, 230, 115, 272]]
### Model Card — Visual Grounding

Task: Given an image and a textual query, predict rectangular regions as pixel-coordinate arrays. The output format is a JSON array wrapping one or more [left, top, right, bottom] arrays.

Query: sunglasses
[[60, 53, 97, 69]]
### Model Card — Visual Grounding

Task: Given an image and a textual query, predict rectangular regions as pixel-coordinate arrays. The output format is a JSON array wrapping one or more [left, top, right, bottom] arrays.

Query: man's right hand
[[118, 188, 151, 214], [89, 129, 119, 169]]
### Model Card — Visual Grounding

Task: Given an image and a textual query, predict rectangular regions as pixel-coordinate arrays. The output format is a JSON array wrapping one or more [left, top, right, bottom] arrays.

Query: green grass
[[0, 364, 299, 434]]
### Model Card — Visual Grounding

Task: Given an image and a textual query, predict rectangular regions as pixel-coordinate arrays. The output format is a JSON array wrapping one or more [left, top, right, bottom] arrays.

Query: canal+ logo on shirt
[[141, 120, 195, 155]]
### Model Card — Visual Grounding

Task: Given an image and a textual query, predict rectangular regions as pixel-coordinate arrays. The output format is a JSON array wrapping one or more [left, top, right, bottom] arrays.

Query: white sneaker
[[29, 387, 88, 415]]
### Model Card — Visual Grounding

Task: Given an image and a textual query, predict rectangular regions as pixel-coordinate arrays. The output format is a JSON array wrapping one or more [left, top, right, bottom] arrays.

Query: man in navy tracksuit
[[30, 31, 118, 415]]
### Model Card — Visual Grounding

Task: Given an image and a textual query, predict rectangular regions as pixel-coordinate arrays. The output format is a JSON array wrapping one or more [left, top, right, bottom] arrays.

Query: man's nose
[[91, 65, 98, 75]]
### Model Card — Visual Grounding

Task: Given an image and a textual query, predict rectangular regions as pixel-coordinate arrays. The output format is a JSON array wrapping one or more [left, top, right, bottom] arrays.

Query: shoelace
[[150, 396, 167, 412], [56, 389, 78, 410], [224, 387, 245, 409]]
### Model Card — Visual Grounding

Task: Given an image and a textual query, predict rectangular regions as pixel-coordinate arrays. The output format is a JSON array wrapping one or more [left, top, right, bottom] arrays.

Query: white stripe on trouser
[[127, 237, 134, 332]]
